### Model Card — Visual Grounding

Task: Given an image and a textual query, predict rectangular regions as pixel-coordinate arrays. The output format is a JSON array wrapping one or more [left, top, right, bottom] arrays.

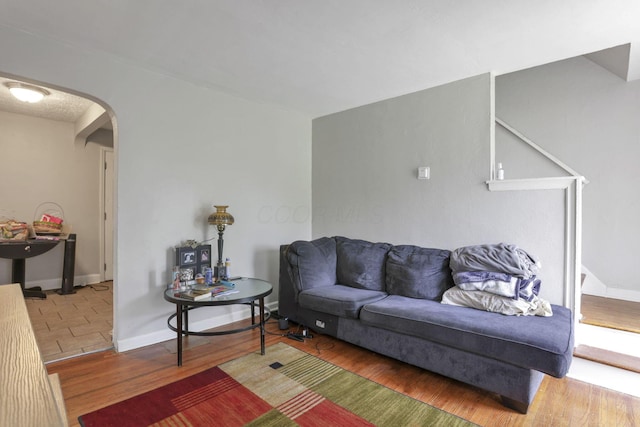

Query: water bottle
[[497, 163, 505, 180], [224, 258, 231, 280]]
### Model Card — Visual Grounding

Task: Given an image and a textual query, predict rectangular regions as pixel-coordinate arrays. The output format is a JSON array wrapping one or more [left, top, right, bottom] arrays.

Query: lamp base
[[214, 262, 227, 281]]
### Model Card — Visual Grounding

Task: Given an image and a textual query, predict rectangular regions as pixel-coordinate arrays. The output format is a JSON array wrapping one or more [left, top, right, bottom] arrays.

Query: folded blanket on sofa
[[517, 276, 541, 302], [453, 271, 541, 301], [441, 286, 553, 317], [453, 271, 517, 298], [450, 243, 541, 279]]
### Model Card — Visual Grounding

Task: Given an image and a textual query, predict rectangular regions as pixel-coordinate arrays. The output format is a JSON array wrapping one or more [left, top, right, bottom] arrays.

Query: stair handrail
[[496, 117, 589, 184]]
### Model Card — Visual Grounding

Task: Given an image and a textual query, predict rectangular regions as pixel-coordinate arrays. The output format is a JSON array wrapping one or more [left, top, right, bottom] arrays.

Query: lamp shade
[[208, 205, 234, 226]]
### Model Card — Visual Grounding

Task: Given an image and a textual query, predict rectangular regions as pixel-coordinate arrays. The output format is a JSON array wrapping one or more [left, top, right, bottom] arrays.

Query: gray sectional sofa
[[278, 236, 574, 413]]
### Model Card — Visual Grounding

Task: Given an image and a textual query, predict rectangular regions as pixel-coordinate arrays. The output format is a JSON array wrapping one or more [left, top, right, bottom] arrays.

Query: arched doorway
[[0, 73, 116, 362]]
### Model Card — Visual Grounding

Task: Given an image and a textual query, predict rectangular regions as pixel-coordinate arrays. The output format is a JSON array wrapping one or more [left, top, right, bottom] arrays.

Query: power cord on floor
[[284, 328, 313, 342], [72, 283, 111, 292], [264, 319, 313, 342], [264, 319, 335, 354]]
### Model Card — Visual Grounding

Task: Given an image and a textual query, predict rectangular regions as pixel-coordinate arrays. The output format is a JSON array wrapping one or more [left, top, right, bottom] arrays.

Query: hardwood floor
[[47, 318, 639, 427], [581, 294, 640, 334]]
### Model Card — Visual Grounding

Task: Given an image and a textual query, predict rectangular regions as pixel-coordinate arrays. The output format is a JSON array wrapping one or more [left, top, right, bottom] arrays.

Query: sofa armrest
[[278, 244, 298, 319]]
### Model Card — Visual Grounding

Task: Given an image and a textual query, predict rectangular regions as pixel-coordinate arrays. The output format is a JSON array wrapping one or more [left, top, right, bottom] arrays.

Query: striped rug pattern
[[79, 343, 475, 426]]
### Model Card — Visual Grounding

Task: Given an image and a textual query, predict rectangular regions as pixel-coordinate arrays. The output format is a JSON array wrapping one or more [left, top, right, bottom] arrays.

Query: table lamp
[[207, 205, 234, 277]]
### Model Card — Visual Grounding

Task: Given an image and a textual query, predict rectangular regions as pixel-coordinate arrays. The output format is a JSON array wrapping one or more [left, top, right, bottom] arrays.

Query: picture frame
[[176, 244, 212, 276], [181, 250, 197, 265], [179, 267, 195, 282], [199, 248, 210, 263]]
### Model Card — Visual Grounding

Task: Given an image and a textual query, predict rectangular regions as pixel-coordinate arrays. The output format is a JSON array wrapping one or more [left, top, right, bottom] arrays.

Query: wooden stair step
[[574, 344, 640, 374]]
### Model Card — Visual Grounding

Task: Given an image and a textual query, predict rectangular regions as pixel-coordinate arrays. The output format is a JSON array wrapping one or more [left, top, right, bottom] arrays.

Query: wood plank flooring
[[581, 294, 640, 334], [47, 318, 640, 427]]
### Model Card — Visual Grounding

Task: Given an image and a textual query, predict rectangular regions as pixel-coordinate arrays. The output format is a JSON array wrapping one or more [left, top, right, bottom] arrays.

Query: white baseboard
[[581, 266, 640, 302], [27, 274, 102, 291], [568, 357, 640, 398], [582, 286, 640, 303], [116, 301, 279, 353]]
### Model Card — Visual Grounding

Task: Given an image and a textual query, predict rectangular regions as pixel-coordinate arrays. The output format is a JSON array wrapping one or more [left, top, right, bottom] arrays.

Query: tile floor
[[26, 281, 113, 363]]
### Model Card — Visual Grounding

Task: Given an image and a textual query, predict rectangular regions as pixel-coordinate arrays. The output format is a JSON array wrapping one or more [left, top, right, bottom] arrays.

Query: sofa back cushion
[[336, 236, 392, 291], [386, 245, 453, 300], [287, 237, 337, 296]]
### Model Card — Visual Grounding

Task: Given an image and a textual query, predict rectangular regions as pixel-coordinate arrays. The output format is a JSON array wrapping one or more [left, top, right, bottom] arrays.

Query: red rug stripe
[[295, 399, 376, 427], [278, 389, 325, 419], [171, 376, 237, 411], [177, 382, 271, 426]]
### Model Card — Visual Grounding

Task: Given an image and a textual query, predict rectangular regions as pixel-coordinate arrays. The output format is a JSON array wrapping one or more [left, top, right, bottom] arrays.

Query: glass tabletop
[[163, 277, 272, 305]]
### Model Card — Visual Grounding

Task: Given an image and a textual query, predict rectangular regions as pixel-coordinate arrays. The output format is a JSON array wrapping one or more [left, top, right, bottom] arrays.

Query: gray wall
[[312, 74, 568, 304], [496, 55, 640, 294], [0, 24, 312, 351], [0, 111, 102, 286]]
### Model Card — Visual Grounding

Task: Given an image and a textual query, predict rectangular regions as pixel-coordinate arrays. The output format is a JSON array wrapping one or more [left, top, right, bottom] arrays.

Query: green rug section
[[221, 342, 475, 427]]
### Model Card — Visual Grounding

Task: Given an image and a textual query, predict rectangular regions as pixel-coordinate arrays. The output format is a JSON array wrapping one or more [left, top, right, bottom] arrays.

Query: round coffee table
[[163, 277, 272, 366]]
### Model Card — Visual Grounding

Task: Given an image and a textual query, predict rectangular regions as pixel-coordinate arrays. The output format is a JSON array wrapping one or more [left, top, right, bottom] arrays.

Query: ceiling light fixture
[[4, 82, 50, 103]]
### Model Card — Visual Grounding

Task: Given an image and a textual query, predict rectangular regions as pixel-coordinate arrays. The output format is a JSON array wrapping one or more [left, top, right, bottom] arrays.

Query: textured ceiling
[[0, 76, 95, 123], [1, 1, 639, 118]]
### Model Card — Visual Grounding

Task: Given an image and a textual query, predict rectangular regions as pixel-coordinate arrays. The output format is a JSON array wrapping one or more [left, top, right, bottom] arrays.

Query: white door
[[103, 149, 114, 281]]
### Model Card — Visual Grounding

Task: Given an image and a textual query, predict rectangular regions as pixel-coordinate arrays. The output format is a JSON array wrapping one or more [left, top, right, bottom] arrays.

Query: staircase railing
[[488, 117, 586, 327], [495, 118, 589, 183]]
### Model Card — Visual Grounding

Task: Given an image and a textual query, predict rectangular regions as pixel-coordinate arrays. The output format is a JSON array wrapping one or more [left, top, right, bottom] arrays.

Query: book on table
[[210, 283, 238, 297], [176, 281, 238, 300], [178, 288, 211, 301]]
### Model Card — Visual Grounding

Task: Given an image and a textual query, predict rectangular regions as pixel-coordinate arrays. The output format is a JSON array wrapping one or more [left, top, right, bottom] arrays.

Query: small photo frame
[[179, 267, 195, 282], [176, 244, 212, 278], [181, 250, 197, 265]]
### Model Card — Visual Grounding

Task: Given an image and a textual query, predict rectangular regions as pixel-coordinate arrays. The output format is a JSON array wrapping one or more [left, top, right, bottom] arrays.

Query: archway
[[0, 72, 117, 362]]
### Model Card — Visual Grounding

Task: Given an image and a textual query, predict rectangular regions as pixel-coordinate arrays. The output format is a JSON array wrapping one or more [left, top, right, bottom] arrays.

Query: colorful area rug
[[79, 342, 475, 426]]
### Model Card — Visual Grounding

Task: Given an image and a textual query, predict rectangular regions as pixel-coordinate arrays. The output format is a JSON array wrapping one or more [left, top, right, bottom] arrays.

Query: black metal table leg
[[259, 297, 265, 355], [184, 305, 189, 334], [176, 303, 183, 366], [11, 258, 25, 286]]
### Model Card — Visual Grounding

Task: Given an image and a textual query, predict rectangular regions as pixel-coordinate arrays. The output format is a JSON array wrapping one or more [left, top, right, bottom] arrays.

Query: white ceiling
[[1, 1, 639, 118]]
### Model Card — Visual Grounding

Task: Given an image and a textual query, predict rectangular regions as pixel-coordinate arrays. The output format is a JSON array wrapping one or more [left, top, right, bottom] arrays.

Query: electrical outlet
[[315, 320, 325, 329]]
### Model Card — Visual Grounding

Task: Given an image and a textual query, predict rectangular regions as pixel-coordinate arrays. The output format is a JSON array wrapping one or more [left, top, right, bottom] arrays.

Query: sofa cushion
[[286, 237, 337, 297], [360, 295, 574, 377], [336, 237, 392, 291], [386, 245, 453, 300], [298, 285, 388, 319]]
